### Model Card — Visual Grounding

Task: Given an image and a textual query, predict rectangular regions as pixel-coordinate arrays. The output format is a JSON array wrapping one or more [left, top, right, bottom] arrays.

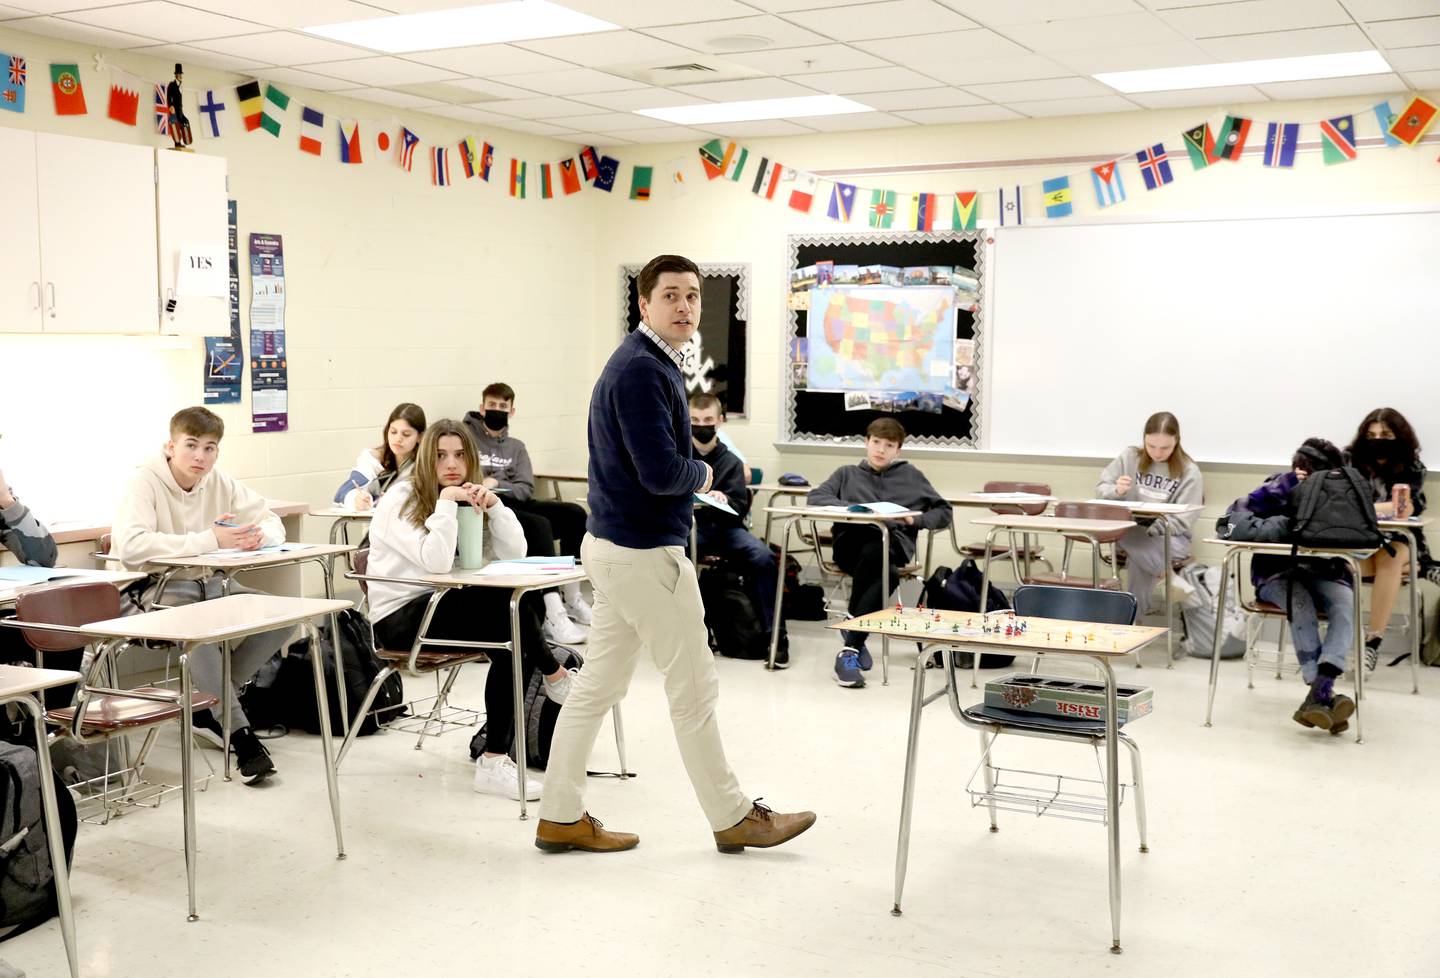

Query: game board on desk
[[833, 606, 1166, 657]]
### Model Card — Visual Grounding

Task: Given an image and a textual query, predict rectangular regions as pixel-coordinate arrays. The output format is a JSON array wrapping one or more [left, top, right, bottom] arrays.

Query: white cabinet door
[[35, 133, 158, 333], [0, 129, 42, 333], [156, 150, 228, 336]]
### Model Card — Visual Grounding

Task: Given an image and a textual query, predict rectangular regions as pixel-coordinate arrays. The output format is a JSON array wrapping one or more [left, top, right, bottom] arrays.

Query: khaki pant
[[540, 534, 750, 831]]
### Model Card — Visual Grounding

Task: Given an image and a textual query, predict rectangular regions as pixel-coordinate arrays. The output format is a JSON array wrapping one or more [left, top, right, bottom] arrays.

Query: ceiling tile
[[513, 31, 701, 65], [1403, 67, 1440, 87], [1367, 16, 1440, 47], [1003, 13, 1186, 52], [892, 104, 1024, 123], [0, 1, 124, 13], [855, 28, 1030, 62], [496, 119, 579, 136], [798, 110, 916, 130], [547, 111, 673, 130], [4, 15, 155, 48], [58, 1, 264, 42], [1006, 94, 1140, 116], [253, 66, 358, 92], [295, 57, 462, 86], [1198, 24, 1375, 59], [786, 0, 977, 39], [670, 76, 821, 100], [708, 119, 819, 136], [913, 53, 1075, 85], [477, 96, 613, 119], [1342, 0, 1440, 18], [566, 87, 713, 111], [644, 15, 833, 53], [1049, 41, 1214, 75], [724, 43, 889, 75], [791, 66, 946, 93], [542, 0, 758, 28], [597, 125, 716, 143], [940, 0, 1145, 24], [191, 31, 374, 66], [1255, 71, 1407, 98], [554, 131, 635, 145], [449, 78, 547, 100], [1125, 84, 1270, 108], [742, 0, 888, 10], [1386, 45, 1440, 71], [0, 5, 32, 15], [422, 104, 518, 123], [498, 67, 647, 96], [407, 45, 574, 76], [180, 0, 388, 30], [849, 87, 985, 110], [964, 76, 1113, 101], [1157, 0, 1351, 39], [133, 43, 271, 71], [334, 88, 445, 109]]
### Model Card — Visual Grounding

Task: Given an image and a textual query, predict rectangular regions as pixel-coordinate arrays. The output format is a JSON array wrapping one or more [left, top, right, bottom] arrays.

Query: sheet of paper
[[850, 501, 909, 515], [694, 492, 739, 517], [0, 566, 73, 584], [473, 561, 572, 577]]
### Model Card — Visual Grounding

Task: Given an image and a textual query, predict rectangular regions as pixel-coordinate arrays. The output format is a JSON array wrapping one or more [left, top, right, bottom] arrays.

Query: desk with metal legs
[[309, 506, 375, 548], [838, 608, 1164, 955], [1377, 517, 1428, 695], [534, 472, 588, 503], [752, 484, 812, 544], [764, 505, 921, 685]]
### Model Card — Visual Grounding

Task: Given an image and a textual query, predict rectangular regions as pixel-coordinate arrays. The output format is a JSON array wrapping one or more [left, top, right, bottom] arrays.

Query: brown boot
[[713, 799, 816, 854], [535, 813, 638, 853]]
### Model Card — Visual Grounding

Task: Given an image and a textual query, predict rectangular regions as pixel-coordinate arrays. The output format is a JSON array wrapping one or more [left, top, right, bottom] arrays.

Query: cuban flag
[[431, 146, 449, 186], [338, 119, 362, 164], [398, 126, 419, 171], [1135, 143, 1173, 191], [1263, 121, 1298, 168], [153, 84, 170, 134], [1090, 161, 1125, 208], [299, 105, 323, 156]]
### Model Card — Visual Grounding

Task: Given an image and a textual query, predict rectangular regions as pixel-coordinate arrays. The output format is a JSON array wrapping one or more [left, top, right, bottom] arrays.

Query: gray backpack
[[0, 740, 77, 938], [1180, 563, 1246, 660]]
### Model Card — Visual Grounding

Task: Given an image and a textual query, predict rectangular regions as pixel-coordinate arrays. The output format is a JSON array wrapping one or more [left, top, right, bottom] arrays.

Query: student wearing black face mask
[[689, 392, 784, 665], [1344, 407, 1429, 669]]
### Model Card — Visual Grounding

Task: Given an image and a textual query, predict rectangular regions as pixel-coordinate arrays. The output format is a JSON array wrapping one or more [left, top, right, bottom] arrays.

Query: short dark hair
[[688, 392, 722, 414], [638, 254, 700, 302], [1292, 437, 1343, 474], [170, 406, 224, 441], [866, 418, 906, 445], [482, 382, 515, 405]]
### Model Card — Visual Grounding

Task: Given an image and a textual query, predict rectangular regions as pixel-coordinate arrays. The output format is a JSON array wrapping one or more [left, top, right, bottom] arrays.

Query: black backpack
[[920, 559, 1015, 668], [1290, 467, 1385, 552], [773, 545, 827, 621], [700, 567, 771, 659], [470, 646, 582, 769], [0, 741, 77, 939]]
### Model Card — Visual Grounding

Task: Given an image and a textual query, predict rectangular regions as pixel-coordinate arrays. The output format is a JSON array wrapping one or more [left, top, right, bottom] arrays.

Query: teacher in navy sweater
[[537, 254, 816, 855]]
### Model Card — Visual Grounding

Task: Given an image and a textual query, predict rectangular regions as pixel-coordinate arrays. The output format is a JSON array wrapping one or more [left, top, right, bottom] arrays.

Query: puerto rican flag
[[398, 126, 419, 171]]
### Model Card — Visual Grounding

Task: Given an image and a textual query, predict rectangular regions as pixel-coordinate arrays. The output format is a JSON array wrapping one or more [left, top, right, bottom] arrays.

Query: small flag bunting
[[1319, 115, 1357, 164], [153, 84, 171, 134], [868, 188, 896, 228], [198, 89, 226, 138], [911, 192, 937, 231], [1042, 176, 1072, 219], [594, 155, 619, 192], [260, 83, 288, 137], [998, 185, 1023, 226], [579, 146, 599, 181], [1388, 95, 1437, 147], [457, 137, 476, 178], [399, 126, 419, 171], [1090, 161, 1125, 208], [541, 162, 554, 199], [107, 71, 140, 126], [1, 54, 25, 113], [788, 172, 816, 213], [299, 105, 323, 156], [1262, 121, 1298, 168], [751, 158, 787, 200], [630, 165, 653, 201], [1136, 143, 1173, 190], [560, 158, 581, 194], [431, 146, 449, 186], [338, 119, 362, 163], [666, 156, 690, 197], [49, 63, 85, 116], [952, 191, 977, 230], [699, 139, 733, 180], [1215, 114, 1251, 161], [510, 158, 526, 197], [479, 142, 494, 181], [236, 80, 262, 132], [827, 182, 856, 222], [1182, 122, 1217, 170], [1374, 101, 1400, 148]]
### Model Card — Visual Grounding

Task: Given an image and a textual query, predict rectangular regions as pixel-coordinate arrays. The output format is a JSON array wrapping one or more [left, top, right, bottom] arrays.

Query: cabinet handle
[[46, 282, 56, 318], [29, 282, 40, 312]]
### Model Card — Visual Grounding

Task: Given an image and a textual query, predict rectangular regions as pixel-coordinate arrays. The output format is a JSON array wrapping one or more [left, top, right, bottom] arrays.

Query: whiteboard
[[987, 210, 1440, 465]]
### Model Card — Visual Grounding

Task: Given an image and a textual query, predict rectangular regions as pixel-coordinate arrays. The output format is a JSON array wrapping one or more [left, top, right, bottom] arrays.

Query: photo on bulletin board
[[784, 231, 984, 449], [620, 263, 750, 418]]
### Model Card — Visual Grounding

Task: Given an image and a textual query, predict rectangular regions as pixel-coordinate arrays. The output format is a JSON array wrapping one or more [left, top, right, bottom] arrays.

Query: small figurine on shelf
[[167, 63, 192, 151]]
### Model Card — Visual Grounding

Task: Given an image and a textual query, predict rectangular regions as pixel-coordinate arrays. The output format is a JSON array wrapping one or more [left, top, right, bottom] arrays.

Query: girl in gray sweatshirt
[[1095, 412, 1204, 619]]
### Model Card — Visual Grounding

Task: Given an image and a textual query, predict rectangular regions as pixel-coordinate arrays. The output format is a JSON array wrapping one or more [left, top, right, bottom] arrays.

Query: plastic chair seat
[[959, 541, 1046, 558], [1250, 599, 1326, 621], [47, 688, 219, 733], [375, 648, 489, 670]]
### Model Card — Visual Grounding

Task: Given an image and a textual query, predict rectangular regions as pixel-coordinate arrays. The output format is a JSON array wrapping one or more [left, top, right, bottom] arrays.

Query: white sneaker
[[543, 669, 572, 704], [562, 580, 593, 625], [545, 607, 587, 645], [474, 753, 541, 800]]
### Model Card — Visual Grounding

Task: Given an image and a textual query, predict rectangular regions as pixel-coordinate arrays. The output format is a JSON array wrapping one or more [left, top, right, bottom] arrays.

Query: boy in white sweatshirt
[[112, 407, 289, 782]]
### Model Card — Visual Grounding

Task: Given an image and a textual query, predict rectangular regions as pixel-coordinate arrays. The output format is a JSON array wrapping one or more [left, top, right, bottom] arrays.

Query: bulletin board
[[783, 231, 984, 449]]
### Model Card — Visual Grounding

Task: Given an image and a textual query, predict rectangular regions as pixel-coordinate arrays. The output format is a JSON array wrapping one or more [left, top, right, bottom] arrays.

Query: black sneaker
[[1364, 636, 1383, 672], [230, 726, 276, 783], [191, 709, 225, 750], [772, 633, 790, 670]]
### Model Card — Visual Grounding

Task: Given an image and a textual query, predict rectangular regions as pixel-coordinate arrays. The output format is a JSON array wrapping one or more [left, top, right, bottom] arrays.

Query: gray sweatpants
[[1118, 524, 1191, 620], [124, 577, 295, 729]]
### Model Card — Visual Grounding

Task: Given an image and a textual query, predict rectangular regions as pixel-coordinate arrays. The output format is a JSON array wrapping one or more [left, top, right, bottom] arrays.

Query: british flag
[[1135, 142, 1173, 191], [154, 84, 171, 134], [7, 56, 24, 85]]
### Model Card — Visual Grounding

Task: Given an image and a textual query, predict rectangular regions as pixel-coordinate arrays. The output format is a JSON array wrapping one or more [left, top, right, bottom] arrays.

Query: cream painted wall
[[0, 27, 597, 529], [586, 89, 1440, 566]]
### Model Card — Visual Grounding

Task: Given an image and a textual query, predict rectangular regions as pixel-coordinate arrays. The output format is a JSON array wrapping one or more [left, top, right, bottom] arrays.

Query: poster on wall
[[248, 231, 288, 432], [203, 199, 242, 405]]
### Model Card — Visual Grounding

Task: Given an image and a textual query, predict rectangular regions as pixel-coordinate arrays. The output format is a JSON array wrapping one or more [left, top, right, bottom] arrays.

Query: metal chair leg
[[1120, 734, 1148, 854], [335, 666, 398, 770], [612, 704, 629, 778], [413, 665, 463, 751], [979, 729, 998, 832]]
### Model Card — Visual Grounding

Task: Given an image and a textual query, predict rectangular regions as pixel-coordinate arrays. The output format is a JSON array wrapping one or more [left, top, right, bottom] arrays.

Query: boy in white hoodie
[[112, 407, 289, 782]]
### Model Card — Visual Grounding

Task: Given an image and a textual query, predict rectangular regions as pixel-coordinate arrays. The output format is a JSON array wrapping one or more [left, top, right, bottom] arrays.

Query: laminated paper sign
[[203, 200, 242, 405], [248, 232, 288, 432]]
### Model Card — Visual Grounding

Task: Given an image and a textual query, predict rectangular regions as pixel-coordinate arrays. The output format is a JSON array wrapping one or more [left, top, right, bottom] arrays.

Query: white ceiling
[[1, 0, 1436, 144]]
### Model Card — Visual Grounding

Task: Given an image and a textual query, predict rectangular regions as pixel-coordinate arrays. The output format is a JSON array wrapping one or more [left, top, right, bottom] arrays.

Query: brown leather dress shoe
[[713, 799, 817, 854], [534, 813, 639, 853]]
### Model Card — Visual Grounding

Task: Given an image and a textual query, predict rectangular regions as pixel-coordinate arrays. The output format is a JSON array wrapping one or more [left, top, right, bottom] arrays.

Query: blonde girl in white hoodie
[[367, 420, 570, 801]]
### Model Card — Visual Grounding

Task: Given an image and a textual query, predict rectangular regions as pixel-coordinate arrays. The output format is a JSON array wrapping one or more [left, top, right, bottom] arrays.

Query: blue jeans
[[696, 523, 778, 638], [1257, 575, 1355, 684]]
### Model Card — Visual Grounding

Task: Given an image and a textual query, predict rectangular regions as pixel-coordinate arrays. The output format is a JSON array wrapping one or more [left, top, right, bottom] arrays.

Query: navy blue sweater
[[586, 330, 708, 549]]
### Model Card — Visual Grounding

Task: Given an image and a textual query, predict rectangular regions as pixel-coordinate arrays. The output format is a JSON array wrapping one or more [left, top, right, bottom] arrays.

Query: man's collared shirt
[[635, 323, 685, 369]]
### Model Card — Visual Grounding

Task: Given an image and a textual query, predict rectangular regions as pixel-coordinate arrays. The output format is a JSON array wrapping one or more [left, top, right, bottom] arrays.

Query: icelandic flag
[[1090, 161, 1125, 207], [399, 126, 419, 171], [998, 185, 1023, 226], [154, 84, 170, 134], [338, 119, 362, 163], [827, 182, 855, 222], [1135, 143, 1173, 190], [1042, 176, 1071, 219], [299, 105, 323, 156], [431, 146, 449, 186], [1262, 121, 1298, 168], [198, 90, 226, 138]]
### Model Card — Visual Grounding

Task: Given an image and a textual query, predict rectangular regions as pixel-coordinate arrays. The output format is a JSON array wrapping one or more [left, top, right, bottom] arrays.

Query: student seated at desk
[[689, 393, 783, 665], [0, 464, 60, 664], [112, 407, 289, 783], [334, 402, 426, 510], [1344, 407, 1428, 669], [808, 419, 950, 689], [1095, 411, 1204, 620], [705, 394, 751, 486], [366, 419, 570, 801], [1232, 438, 1356, 735]]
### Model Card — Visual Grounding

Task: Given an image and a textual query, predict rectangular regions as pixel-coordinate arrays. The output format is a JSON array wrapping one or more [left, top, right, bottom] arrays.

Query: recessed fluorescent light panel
[[637, 95, 873, 125], [1095, 50, 1391, 93], [303, 1, 619, 54]]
